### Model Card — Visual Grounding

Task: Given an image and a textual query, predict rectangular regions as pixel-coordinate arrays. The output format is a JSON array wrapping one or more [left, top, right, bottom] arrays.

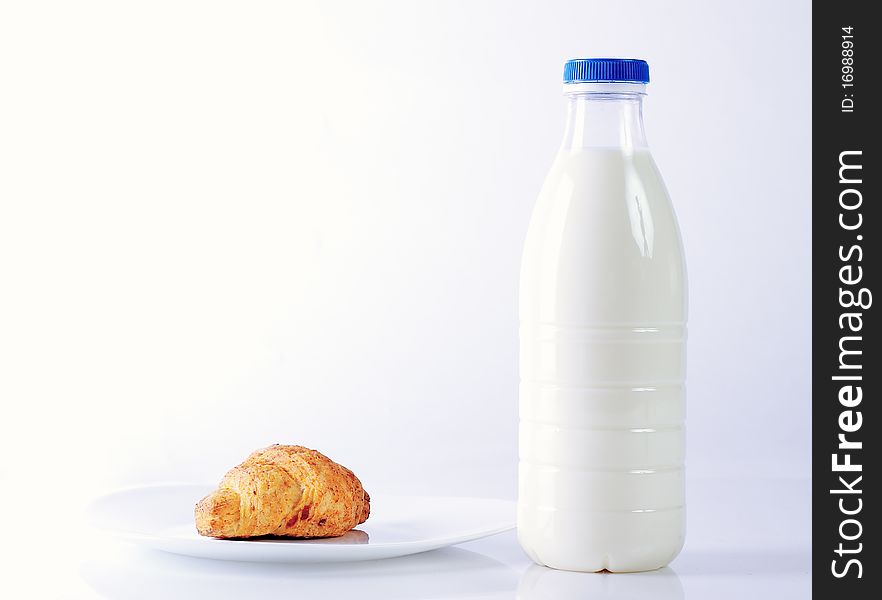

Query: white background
[[0, 0, 811, 597]]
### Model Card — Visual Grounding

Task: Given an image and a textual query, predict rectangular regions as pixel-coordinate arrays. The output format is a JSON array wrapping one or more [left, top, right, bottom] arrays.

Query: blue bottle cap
[[563, 58, 650, 84]]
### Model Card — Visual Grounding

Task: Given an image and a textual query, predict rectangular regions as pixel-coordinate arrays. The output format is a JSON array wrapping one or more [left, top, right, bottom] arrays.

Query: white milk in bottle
[[518, 58, 687, 572]]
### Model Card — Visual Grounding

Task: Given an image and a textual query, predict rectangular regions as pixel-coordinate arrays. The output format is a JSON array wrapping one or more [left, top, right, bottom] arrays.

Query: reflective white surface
[[42, 475, 808, 599], [81, 545, 519, 599], [0, 0, 810, 597]]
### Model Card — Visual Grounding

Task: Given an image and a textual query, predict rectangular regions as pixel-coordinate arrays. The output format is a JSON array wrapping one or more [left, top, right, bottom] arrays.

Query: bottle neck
[[560, 83, 648, 151]]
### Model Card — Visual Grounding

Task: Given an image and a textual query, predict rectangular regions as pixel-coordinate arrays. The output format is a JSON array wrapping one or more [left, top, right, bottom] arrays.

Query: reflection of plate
[[80, 544, 518, 600], [87, 484, 515, 563]]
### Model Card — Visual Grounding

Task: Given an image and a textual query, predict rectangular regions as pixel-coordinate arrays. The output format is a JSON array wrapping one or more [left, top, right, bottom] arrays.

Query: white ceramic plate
[[87, 484, 515, 563]]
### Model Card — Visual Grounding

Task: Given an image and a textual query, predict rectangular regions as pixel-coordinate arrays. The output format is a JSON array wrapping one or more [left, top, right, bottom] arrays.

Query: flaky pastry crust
[[195, 444, 370, 538]]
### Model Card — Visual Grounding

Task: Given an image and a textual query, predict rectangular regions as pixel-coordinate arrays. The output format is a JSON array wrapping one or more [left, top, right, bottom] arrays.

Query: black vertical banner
[[814, 2, 879, 597]]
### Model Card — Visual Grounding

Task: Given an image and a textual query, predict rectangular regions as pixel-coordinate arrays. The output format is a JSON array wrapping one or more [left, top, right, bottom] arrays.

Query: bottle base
[[517, 505, 685, 573], [523, 554, 676, 574]]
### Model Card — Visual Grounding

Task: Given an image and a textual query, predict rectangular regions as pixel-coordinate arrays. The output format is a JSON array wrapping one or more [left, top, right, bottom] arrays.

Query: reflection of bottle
[[518, 58, 687, 572], [517, 564, 684, 600]]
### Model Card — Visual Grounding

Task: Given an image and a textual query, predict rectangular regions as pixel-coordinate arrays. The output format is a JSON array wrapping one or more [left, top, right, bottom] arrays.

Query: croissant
[[195, 444, 370, 538]]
